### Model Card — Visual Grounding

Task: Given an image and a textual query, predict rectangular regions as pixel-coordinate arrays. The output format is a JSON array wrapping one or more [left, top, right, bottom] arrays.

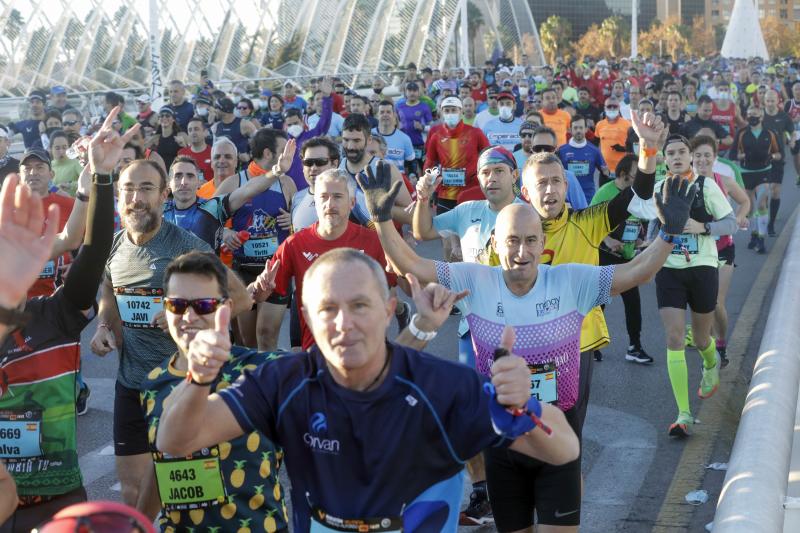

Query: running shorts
[[655, 266, 719, 314], [113, 381, 150, 456]]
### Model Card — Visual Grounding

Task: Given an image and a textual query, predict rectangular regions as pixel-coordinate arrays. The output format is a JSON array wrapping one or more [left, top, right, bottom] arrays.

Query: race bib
[[528, 363, 558, 404], [442, 168, 466, 187], [622, 221, 641, 243], [115, 287, 164, 329], [154, 452, 227, 511], [567, 161, 590, 177], [0, 410, 43, 459], [39, 260, 55, 279], [413, 148, 423, 160], [633, 143, 639, 156], [310, 506, 402, 532], [243, 236, 279, 258], [671, 234, 699, 255]]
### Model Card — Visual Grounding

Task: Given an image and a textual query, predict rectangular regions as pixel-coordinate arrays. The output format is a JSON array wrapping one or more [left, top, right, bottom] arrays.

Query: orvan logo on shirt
[[304, 412, 340, 455]]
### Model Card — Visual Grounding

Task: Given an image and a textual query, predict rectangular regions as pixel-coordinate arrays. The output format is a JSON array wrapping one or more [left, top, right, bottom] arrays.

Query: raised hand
[[319, 77, 333, 97], [278, 138, 296, 174], [89, 106, 142, 175], [490, 326, 531, 408], [406, 273, 468, 333], [248, 260, 281, 304], [187, 305, 232, 385], [415, 169, 442, 203], [631, 110, 666, 147], [0, 175, 60, 308], [655, 176, 697, 235], [355, 161, 402, 222]]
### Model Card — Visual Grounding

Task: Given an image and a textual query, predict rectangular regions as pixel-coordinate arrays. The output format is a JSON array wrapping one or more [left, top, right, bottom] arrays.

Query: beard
[[345, 148, 365, 164], [123, 203, 160, 234]]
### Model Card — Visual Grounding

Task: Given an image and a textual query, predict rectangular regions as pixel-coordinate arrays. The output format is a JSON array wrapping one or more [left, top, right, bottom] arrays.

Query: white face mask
[[233, 109, 242, 118], [196, 107, 209, 117], [443, 113, 460, 128], [499, 106, 514, 120], [259, 99, 269, 109], [605, 109, 619, 119], [287, 124, 303, 137], [519, 87, 529, 96], [232, 96, 242, 104], [717, 92, 729, 101]]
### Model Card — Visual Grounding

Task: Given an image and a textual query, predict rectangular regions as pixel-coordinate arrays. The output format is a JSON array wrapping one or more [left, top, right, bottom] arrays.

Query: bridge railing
[[713, 212, 800, 532]]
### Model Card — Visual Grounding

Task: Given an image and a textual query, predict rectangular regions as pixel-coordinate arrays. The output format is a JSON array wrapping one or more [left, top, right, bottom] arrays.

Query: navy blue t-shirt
[[218, 343, 510, 532], [8, 119, 42, 149], [164, 101, 195, 130]]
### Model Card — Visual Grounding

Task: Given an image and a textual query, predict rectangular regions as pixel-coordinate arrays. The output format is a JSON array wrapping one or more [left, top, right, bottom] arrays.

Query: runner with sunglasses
[[140, 251, 287, 533], [0, 111, 122, 531], [526, 126, 588, 210], [355, 161, 695, 533], [89, 130, 253, 518]]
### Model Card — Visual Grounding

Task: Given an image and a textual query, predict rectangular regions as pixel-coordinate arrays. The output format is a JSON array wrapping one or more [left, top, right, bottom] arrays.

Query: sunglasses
[[302, 157, 330, 167], [63, 120, 79, 126], [164, 298, 225, 315], [531, 144, 555, 153], [34, 511, 152, 533]]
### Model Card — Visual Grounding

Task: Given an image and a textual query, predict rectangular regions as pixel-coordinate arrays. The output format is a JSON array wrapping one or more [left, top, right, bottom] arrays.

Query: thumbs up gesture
[[489, 326, 531, 409], [187, 305, 233, 385]]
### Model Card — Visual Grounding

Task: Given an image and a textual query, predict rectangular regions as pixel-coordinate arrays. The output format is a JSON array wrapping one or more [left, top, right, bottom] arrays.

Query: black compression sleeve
[[62, 176, 115, 311], [606, 168, 655, 229]]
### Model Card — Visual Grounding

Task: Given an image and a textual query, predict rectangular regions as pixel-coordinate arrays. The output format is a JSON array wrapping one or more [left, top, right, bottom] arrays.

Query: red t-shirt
[[424, 122, 490, 201], [28, 193, 74, 298], [269, 222, 397, 350], [177, 145, 214, 182]]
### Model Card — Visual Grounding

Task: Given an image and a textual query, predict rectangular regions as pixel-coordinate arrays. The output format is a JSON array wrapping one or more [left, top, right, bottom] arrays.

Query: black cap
[[28, 90, 46, 102], [20, 148, 51, 167], [195, 95, 212, 106], [405, 81, 419, 91], [215, 97, 235, 114], [158, 107, 175, 117]]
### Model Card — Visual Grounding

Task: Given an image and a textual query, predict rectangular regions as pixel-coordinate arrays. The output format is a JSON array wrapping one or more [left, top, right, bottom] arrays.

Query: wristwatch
[[271, 164, 282, 176], [658, 229, 677, 244], [75, 191, 90, 202], [408, 314, 437, 341], [703, 222, 711, 235]]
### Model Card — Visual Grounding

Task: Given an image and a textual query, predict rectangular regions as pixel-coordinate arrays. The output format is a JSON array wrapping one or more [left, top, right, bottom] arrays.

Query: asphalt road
[[75, 177, 800, 532]]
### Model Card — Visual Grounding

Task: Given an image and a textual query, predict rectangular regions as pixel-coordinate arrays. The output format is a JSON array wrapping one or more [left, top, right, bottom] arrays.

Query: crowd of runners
[[0, 52, 796, 532]]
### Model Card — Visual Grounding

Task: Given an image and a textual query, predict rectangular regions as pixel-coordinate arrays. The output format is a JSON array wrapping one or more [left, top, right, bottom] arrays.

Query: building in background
[[706, 0, 800, 28], [656, 0, 706, 23]]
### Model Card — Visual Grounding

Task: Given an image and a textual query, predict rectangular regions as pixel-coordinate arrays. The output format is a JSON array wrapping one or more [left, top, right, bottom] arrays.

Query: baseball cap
[[135, 94, 151, 104], [158, 107, 175, 117], [215, 97, 235, 114], [195, 94, 212, 106], [28, 90, 46, 102], [20, 148, 51, 167], [486, 87, 499, 97], [519, 121, 537, 134], [496, 91, 516, 102], [497, 67, 512, 76], [440, 96, 463, 109], [260, 88, 272, 97], [405, 82, 420, 91], [50, 86, 66, 95]]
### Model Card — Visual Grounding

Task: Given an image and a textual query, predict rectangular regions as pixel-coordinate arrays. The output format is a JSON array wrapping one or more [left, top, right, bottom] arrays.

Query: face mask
[[287, 124, 304, 137], [583, 74, 591, 80], [233, 109, 242, 118], [717, 92, 729, 100], [519, 87, 529, 96], [196, 107, 209, 117], [605, 109, 619, 119], [443, 113, 460, 128], [748, 116, 761, 126], [259, 100, 269, 109], [232, 96, 241, 104], [498, 106, 514, 120]]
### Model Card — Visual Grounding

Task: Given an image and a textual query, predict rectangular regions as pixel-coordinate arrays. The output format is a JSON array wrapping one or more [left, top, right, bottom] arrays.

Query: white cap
[[135, 94, 151, 104], [597, 59, 609, 67], [440, 96, 463, 109]]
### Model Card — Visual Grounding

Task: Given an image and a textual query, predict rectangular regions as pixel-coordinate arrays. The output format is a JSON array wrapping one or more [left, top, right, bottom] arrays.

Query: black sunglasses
[[531, 144, 555, 153], [164, 298, 225, 315], [63, 120, 79, 126], [302, 157, 330, 167]]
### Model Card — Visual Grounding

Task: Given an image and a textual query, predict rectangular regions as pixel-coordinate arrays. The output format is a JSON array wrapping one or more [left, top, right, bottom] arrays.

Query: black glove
[[354, 161, 402, 223], [611, 143, 627, 152], [655, 176, 697, 235]]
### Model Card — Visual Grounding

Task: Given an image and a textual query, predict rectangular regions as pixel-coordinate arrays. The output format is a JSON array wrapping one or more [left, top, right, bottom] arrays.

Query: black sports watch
[[703, 222, 711, 235]]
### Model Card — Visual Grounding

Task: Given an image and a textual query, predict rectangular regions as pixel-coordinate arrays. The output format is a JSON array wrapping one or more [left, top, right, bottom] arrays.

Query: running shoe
[[719, 346, 729, 369], [755, 237, 767, 254], [76, 383, 91, 416], [459, 490, 494, 526], [668, 411, 694, 438], [685, 325, 694, 348], [626, 345, 654, 364], [747, 233, 758, 249], [593, 350, 603, 362], [395, 301, 411, 331], [450, 306, 461, 317], [768, 223, 776, 237], [698, 356, 720, 399]]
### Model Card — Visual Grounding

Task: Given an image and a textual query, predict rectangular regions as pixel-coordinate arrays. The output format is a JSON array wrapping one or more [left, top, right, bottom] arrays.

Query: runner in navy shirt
[[156, 249, 579, 532]]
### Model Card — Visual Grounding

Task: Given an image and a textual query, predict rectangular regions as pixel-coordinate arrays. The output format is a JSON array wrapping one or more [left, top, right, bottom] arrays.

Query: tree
[[467, 1, 484, 65], [572, 24, 607, 59], [539, 15, 572, 63], [598, 16, 630, 58], [637, 19, 689, 58], [760, 17, 797, 57], [688, 16, 716, 57]]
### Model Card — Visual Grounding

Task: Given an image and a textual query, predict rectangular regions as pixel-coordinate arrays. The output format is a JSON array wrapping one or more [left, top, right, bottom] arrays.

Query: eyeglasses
[[531, 144, 555, 153], [34, 511, 153, 533], [520, 132, 535, 139], [63, 120, 79, 127], [164, 298, 225, 315], [120, 184, 160, 195], [302, 158, 330, 167]]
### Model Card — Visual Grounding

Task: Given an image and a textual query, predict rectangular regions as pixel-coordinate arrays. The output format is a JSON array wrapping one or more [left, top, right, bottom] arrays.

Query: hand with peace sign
[[248, 260, 281, 304], [89, 105, 142, 175]]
